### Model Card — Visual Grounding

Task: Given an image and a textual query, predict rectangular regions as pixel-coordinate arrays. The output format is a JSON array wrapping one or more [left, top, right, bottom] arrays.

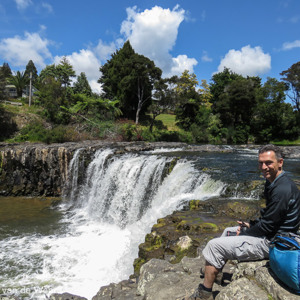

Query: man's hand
[[237, 220, 250, 228], [236, 220, 250, 235]]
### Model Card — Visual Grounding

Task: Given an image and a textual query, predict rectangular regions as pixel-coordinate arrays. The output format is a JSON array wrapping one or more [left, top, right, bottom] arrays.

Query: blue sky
[[0, 0, 299, 93]]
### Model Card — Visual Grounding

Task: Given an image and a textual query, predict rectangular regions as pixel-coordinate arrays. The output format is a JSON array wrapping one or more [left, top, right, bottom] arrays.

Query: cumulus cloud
[[170, 55, 198, 75], [94, 39, 122, 62], [0, 31, 52, 68], [14, 0, 32, 10], [54, 49, 102, 94], [120, 5, 198, 77], [216, 45, 271, 76], [282, 40, 300, 50]]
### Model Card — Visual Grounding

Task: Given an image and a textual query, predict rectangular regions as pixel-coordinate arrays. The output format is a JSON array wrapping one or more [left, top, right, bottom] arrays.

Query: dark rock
[[49, 293, 87, 300]]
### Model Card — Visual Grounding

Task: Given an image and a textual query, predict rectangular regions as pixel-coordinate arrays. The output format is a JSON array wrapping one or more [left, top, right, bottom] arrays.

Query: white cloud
[[120, 5, 198, 77], [14, 0, 32, 10], [41, 2, 53, 13], [94, 39, 122, 62], [201, 51, 212, 62], [0, 31, 52, 68], [54, 49, 102, 94], [282, 40, 300, 50], [216, 45, 271, 76], [170, 55, 198, 76]]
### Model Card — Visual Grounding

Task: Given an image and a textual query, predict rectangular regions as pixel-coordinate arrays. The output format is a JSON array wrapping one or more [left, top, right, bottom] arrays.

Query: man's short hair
[[258, 144, 283, 160]]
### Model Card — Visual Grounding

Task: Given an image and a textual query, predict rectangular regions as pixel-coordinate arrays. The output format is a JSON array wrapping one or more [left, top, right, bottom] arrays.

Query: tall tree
[[210, 68, 261, 143], [73, 72, 92, 96], [1, 62, 12, 79], [280, 61, 300, 111], [0, 67, 7, 99], [56, 57, 76, 87], [251, 77, 298, 142], [24, 60, 38, 84], [9, 71, 29, 98], [99, 41, 162, 123]]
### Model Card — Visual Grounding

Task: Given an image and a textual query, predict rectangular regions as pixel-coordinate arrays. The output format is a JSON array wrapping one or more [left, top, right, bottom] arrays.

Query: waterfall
[[66, 149, 225, 228], [0, 148, 226, 300]]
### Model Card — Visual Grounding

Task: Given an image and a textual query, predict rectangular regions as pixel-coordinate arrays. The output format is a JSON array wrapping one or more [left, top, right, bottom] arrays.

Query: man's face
[[258, 151, 283, 183]]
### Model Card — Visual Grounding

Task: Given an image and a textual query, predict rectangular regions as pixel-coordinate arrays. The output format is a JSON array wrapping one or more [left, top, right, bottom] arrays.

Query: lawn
[[155, 114, 180, 131]]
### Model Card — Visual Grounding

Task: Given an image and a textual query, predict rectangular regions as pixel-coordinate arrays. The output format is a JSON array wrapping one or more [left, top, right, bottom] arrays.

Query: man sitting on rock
[[186, 144, 300, 300]]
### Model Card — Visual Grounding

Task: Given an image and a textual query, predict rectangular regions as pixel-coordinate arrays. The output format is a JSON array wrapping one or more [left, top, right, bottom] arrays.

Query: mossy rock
[[133, 257, 146, 275], [198, 222, 218, 232], [189, 200, 201, 210]]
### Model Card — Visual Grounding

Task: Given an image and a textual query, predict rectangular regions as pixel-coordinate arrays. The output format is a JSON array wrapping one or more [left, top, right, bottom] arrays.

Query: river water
[[0, 147, 299, 299]]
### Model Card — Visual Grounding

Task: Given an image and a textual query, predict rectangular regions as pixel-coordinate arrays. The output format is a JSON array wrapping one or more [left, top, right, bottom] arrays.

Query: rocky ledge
[[50, 197, 300, 300], [1, 141, 299, 197]]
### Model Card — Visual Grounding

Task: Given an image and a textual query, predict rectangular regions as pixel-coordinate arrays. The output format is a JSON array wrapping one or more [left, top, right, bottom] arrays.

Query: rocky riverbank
[[49, 197, 300, 300]]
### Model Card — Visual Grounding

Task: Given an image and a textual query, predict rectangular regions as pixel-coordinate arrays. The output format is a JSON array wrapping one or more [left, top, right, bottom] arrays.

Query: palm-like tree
[[9, 71, 29, 98]]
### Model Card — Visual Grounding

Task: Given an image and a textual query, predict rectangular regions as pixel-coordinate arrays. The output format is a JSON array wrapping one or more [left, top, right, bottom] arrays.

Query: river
[[0, 147, 299, 299]]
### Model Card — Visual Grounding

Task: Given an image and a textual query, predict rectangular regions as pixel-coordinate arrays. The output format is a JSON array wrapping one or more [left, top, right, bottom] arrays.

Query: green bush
[[12, 121, 73, 144]]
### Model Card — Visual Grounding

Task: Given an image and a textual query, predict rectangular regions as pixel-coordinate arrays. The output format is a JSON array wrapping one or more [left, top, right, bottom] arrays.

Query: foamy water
[[0, 150, 226, 299]]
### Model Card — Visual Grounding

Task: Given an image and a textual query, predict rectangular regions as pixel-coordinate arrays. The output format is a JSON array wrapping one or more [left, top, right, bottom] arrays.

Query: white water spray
[[0, 148, 225, 300]]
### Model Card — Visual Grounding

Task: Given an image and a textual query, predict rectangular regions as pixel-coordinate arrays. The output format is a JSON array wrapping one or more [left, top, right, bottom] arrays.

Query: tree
[[38, 58, 76, 88], [148, 78, 176, 132], [251, 77, 298, 143], [73, 72, 92, 96], [174, 70, 200, 105], [24, 60, 38, 84], [0, 67, 6, 100], [99, 41, 162, 123], [9, 71, 29, 98], [280, 61, 300, 111], [198, 79, 212, 108], [134, 54, 162, 124], [35, 76, 70, 124], [209, 68, 261, 143], [1, 62, 12, 79], [56, 57, 76, 87]]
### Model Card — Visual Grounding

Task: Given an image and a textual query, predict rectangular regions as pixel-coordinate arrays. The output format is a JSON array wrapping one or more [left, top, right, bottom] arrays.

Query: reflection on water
[[0, 197, 63, 238]]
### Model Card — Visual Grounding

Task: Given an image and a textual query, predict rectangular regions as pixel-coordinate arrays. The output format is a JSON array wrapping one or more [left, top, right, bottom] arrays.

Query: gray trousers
[[202, 226, 270, 269]]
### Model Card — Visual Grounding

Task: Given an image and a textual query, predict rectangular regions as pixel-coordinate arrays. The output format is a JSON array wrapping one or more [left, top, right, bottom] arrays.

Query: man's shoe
[[200, 267, 223, 285], [184, 284, 213, 300]]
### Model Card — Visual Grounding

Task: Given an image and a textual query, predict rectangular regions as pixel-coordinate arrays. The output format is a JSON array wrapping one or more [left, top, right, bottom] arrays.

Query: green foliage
[[99, 41, 162, 122], [73, 72, 92, 96], [0, 105, 18, 141], [0, 67, 6, 100], [280, 61, 300, 111], [12, 121, 73, 144], [1, 62, 12, 79], [119, 123, 193, 143], [8, 71, 29, 98], [251, 78, 298, 143], [35, 77, 70, 124], [66, 93, 122, 121], [24, 60, 38, 84]]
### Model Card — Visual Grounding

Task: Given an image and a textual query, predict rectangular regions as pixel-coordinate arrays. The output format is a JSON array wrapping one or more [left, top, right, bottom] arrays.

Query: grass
[[272, 139, 300, 146], [155, 114, 180, 131]]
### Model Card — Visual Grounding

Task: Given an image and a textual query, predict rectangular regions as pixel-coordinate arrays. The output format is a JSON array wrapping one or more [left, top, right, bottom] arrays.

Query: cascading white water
[[0, 148, 225, 300]]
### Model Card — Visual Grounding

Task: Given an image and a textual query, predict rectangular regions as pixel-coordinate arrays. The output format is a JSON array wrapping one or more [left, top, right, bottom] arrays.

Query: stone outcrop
[[0, 141, 186, 196], [0, 141, 299, 196], [89, 255, 300, 300]]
